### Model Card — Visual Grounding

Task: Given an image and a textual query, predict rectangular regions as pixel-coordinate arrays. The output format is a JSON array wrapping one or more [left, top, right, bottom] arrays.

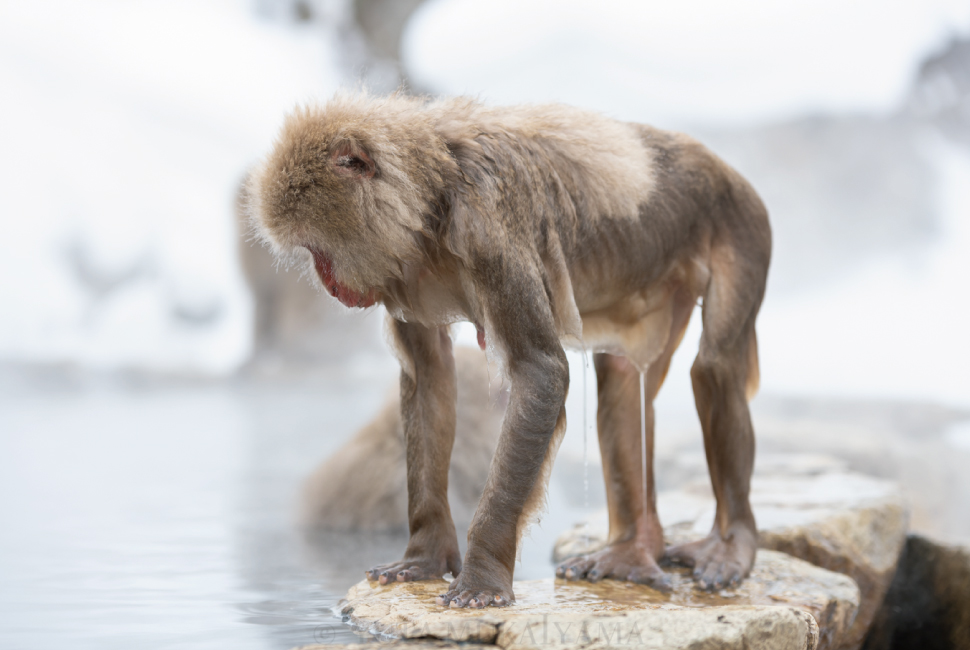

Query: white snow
[[756, 136, 970, 408], [0, 0, 339, 373], [404, 0, 970, 127]]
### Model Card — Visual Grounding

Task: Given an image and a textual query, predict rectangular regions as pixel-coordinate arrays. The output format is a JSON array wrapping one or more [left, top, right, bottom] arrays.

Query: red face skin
[[306, 246, 378, 309]]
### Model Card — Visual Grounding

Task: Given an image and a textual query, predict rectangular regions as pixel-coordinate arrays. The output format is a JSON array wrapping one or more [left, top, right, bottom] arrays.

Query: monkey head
[[247, 96, 459, 310]]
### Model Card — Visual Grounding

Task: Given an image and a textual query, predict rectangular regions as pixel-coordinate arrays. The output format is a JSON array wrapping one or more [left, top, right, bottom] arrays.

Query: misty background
[[1, 1, 969, 649]]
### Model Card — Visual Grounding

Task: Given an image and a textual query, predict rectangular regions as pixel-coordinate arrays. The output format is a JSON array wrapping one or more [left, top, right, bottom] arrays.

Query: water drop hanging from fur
[[582, 349, 590, 550], [640, 370, 647, 518]]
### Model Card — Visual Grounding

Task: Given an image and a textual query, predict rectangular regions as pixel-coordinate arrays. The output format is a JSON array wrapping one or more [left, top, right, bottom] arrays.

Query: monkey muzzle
[[306, 246, 378, 309]]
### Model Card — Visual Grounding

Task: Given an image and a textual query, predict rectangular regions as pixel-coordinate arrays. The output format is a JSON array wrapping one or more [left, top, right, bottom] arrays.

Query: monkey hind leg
[[666, 238, 767, 590], [557, 287, 694, 592]]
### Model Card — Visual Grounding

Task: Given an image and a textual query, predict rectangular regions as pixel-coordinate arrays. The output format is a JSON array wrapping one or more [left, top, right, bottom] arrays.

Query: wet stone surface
[[339, 550, 858, 650], [293, 644, 491, 650], [554, 466, 907, 650]]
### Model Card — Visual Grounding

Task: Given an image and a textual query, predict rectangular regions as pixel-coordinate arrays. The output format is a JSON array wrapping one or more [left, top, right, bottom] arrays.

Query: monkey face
[[250, 97, 462, 313], [249, 107, 432, 309]]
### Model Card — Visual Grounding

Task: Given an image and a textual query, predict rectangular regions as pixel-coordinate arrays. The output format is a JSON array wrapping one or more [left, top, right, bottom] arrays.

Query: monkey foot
[[435, 569, 513, 609], [664, 523, 757, 591], [555, 540, 672, 592], [366, 554, 461, 586]]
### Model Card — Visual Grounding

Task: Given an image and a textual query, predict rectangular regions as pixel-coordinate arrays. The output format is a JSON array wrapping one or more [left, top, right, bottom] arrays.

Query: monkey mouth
[[306, 246, 378, 309]]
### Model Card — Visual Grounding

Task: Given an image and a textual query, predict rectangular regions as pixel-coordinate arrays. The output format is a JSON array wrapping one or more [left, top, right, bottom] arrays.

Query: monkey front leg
[[436, 346, 570, 608], [365, 320, 462, 585]]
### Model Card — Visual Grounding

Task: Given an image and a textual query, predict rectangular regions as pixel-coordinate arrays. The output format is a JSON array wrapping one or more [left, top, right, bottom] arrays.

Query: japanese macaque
[[301, 345, 504, 532], [247, 93, 771, 608]]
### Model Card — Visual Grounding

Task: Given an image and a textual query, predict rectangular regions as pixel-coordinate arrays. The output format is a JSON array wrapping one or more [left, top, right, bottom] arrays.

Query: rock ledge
[[554, 469, 907, 649], [339, 550, 858, 650]]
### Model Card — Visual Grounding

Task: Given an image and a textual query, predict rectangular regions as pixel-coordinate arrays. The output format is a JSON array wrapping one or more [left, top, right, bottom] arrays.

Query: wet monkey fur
[[248, 94, 771, 608]]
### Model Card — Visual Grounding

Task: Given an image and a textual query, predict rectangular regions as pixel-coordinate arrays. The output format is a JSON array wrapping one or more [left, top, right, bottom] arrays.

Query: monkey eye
[[331, 145, 376, 179], [336, 155, 375, 178]]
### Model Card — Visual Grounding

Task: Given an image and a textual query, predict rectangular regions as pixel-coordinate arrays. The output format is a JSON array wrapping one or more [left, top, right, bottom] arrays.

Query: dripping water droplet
[[640, 370, 647, 519], [582, 348, 590, 551]]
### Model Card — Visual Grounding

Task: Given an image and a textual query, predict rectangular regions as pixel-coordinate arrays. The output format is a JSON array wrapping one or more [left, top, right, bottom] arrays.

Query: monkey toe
[[558, 541, 666, 590], [627, 566, 673, 592], [556, 557, 594, 580], [587, 569, 603, 582], [367, 558, 449, 585], [664, 537, 713, 569], [436, 586, 465, 608], [435, 576, 513, 608], [669, 528, 755, 590], [696, 559, 745, 591]]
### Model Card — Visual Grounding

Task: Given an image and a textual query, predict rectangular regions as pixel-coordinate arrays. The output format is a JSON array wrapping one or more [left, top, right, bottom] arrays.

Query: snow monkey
[[248, 93, 771, 608]]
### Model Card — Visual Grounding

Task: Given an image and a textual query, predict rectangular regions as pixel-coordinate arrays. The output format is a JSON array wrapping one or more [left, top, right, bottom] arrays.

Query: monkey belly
[[576, 284, 686, 371], [566, 245, 707, 370]]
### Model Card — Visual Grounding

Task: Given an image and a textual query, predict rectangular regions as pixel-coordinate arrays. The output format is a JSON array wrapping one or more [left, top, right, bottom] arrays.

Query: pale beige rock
[[293, 644, 491, 650], [497, 608, 818, 650], [339, 550, 858, 650], [552, 468, 908, 650]]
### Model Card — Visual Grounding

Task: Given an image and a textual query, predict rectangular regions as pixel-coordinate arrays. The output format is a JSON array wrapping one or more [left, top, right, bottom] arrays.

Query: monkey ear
[[331, 141, 376, 180]]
